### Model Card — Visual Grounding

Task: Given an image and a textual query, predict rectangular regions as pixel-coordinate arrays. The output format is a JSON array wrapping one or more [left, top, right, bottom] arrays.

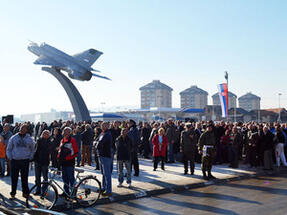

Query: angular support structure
[[42, 67, 91, 122]]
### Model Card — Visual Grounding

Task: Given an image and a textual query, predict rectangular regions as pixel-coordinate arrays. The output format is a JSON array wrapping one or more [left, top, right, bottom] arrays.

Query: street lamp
[[100, 102, 106, 113], [224, 71, 229, 122], [157, 95, 163, 121], [278, 93, 282, 122]]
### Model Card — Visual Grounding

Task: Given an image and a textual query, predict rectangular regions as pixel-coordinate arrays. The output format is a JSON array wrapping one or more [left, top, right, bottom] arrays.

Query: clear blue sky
[[1, 0, 287, 116]]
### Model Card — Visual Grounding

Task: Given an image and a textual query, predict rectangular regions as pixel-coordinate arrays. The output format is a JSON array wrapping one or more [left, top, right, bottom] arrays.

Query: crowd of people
[[0, 118, 287, 198]]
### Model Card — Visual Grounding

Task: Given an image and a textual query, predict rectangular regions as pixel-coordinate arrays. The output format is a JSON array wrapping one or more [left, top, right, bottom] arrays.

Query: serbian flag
[[217, 83, 228, 117]]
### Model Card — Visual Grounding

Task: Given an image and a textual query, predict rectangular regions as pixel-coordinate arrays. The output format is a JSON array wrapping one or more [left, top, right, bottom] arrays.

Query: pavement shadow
[[152, 196, 240, 215], [130, 159, 203, 179], [0, 177, 35, 190], [117, 177, 180, 192], [163, 169, 203, 179], [95, 164, 162, 182], [139, 159, 184, 168], [66, 206, 133, 215], [65, 201, 178, 215], [138, 159, 253, 177], [78, 159, 254, 184], [134, 169, 160, 179], [211, 165, 249, 174], [95, 206, 135, 215], [7, 197, 27, 208], [253, 177, 280, 182], [118, 201, 179, 215], [0, 176, 36, 201], [178, 190, 262, 205], [147, 178, 184, 189], [220, 182, 287, 196]]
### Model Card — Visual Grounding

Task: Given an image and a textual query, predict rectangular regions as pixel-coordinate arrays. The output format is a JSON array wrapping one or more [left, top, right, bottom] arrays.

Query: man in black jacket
[[81, 124, 93, 166], [141, 122, 151, 159], [96, 122, 113, 196], [116, 128, 132, 188], [50, 127, 62, 168], [33, 130, 51, 195], [247, 125, 259, 168], [262, 126, 274, 170], [127, 120, 140, 177], [229, 127, 242, 168], [181, 123, 196, 174], [110, 121, 121, 172], [166, 119, 177, 163]]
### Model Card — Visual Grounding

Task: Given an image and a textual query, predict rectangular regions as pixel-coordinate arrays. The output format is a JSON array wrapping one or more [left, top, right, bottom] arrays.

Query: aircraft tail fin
[[73, 49, 103, 66]]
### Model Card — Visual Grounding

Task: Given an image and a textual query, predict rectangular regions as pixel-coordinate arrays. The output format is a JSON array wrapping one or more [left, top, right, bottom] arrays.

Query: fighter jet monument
[[28, 42, 110, 121]]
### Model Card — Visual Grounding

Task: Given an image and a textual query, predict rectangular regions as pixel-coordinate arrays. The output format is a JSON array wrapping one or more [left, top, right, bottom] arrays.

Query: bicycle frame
[[46, 168, 83, 199], [27, 167, 101, 210]]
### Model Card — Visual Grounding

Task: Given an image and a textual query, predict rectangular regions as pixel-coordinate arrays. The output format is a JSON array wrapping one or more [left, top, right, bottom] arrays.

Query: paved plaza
[[67, 173, 287, 215], [0, 158, 279, 212]]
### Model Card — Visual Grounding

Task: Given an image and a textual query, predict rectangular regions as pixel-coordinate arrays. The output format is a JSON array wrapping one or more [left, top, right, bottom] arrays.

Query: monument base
[[42, 67, 91, 122]]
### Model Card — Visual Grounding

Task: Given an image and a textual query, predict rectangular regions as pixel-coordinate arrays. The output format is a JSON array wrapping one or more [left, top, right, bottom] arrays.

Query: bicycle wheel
[[75, 176, 101, 207], [26, 182, 58, 210]]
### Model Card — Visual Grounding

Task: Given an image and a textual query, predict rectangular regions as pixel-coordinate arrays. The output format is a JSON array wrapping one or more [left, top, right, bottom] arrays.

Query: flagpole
[[234, 96, 237, 123], [225, 71, 229, 122]]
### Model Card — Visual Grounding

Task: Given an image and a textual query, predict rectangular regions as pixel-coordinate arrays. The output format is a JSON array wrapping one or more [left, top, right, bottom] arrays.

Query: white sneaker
[[127, 183, 132, 188], [117, 183, 123, 188]]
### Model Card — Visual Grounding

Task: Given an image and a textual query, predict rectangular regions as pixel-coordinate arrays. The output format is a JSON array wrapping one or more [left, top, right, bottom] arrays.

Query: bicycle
[[26, 167, 101, 210]]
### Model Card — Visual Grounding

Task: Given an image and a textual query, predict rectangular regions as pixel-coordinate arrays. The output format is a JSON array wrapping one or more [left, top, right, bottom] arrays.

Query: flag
[[217, 83, 228, 117]]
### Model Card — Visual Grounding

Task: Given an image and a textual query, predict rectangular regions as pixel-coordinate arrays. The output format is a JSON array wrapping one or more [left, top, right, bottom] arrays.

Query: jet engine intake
[[67, 69, 92, 81]]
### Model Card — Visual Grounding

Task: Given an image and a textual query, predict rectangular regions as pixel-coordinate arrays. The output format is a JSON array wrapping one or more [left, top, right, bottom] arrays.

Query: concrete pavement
[[66, 173, 287, 215], [0, 158, 283, 211]]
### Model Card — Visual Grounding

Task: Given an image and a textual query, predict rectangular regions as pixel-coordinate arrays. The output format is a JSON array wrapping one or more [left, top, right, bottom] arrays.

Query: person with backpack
[[57, 127, 79, 198]]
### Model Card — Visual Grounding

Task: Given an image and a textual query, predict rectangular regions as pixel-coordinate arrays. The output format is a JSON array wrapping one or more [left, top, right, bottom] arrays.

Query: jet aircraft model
[[28, 42, 110, 81]]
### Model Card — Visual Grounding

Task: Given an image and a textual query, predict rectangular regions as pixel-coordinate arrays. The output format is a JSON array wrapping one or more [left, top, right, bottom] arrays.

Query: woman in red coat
[[152, 128, 168, 171]]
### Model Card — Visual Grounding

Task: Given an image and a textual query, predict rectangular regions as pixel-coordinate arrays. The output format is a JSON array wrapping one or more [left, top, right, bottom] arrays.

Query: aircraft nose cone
[[28, 44, 35, 52], [28, 43, 40, 56], [28, 42, 39, 52]]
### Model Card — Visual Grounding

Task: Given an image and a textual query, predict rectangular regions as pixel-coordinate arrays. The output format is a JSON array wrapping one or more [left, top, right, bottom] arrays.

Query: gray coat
[[165, 124, 177, 144], [6, 133, 35, 160], [181, 129, 196, 160], [127, 126, 140, 154]]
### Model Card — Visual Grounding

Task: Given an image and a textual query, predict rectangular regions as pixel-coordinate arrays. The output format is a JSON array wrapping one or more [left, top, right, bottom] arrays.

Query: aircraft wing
[[73, 49, 103, 67], [34, 55, 65, 67]]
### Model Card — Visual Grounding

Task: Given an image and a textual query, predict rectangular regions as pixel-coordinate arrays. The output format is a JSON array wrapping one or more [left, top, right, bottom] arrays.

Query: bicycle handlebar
[[49, 167, 61, 172], [49, 167, 85, 175]]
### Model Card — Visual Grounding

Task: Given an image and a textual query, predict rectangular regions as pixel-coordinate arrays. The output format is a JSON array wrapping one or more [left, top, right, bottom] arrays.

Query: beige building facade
[[140, 80, 172, 109], [238, 92, 261, 111], [180, 85, 208, 109]]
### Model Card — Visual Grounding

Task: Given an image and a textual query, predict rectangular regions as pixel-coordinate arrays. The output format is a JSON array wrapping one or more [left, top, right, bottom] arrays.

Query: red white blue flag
[[217, 83, 228, 117]]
